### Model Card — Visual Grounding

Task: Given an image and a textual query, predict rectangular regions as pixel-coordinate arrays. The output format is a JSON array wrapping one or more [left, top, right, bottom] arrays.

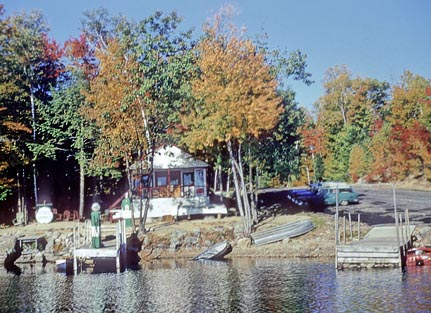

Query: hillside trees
[[309, 66, 430, 184], [368, 71, 431, 181], [313, 65, 390, 181]]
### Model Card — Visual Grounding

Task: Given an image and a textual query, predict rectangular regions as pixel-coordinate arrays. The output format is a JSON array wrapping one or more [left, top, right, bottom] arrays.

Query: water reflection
[[0, 259, 429, 312]]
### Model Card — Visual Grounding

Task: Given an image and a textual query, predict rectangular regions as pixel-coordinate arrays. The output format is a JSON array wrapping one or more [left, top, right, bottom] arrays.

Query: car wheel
[[340, 200, 348, 206]]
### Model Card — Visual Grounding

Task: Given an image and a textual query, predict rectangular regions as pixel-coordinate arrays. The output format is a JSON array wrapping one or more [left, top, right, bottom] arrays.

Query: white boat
[[193, 241, 232, 261], [251, 220, 315, 246]]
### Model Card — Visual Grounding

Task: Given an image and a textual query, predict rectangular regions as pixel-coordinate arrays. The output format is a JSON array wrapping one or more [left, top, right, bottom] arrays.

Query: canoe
[[251, 220, 315, 246], [193, 241, 232, 261]]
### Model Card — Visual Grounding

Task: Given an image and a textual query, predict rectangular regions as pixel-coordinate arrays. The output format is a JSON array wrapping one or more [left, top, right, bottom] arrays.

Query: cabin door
[[194, 168, 206, 196]]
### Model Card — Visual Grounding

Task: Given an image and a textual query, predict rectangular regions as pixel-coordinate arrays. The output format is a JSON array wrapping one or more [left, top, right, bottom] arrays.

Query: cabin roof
[[152, 145, 209, 169]]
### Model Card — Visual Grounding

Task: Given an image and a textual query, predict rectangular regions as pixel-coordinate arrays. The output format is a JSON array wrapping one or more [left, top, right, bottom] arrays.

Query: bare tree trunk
[[228, 141, 247, 232], [226, 168, 230, 194], [237, 144, 251, 233], [213, 168, 218, 192], [125, 155, 136, 232], [30, 93, 38, 205], [218, 164, 223, 193], [139, 147, 154, 233], [79, 161, 85, 219], [248, 147, 258, 224]]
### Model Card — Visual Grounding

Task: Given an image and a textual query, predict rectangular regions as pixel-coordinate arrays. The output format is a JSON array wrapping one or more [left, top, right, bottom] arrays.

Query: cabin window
[[183, 173, 194, 186], [155, 171, 168, 187], [170, 171, 181, 186], [195, 169, 205, 187]]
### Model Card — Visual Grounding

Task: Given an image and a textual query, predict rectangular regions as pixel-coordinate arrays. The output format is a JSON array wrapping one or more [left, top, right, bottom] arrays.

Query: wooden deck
[[336, 224, 416, 269]]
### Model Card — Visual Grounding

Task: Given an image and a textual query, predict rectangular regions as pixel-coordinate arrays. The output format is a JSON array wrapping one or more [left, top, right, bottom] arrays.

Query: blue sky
[[3, 0, 430, 109]]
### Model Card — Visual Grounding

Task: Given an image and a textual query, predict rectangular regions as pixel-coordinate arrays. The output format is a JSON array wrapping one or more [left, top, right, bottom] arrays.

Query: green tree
[[0, 7, 63, 207], [35, 75, 95, 218], [314, 65, 389, 181], [82, 9, 195, 231]]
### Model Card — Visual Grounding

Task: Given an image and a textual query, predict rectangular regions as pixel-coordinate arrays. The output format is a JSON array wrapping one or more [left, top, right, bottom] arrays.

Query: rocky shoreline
[[1, 211, 430, 267], [0, 213, 355, 264]]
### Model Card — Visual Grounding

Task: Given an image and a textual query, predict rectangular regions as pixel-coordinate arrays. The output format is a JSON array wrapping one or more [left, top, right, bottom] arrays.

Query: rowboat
[[193, 241, 232, 261], [251, 220, 315, 246]]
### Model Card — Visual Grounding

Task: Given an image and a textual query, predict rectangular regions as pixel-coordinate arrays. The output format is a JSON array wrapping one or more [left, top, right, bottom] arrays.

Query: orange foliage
[[84, 39, 146, 167], [182, 27, 282, 150]]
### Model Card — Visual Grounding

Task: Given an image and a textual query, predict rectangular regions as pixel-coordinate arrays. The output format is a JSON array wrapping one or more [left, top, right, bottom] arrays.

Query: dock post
[[357, 214, 360, 240], [348, 213, 352, 240], [116, 221, 121, 273], [343, 215, 346, 245], [73, 227, 77, 275], [335, 185, 339, 245], [405, 209, 410, 247]]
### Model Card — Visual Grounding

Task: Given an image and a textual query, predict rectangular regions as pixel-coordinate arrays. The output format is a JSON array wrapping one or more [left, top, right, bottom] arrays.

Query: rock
[[171, 230, 186, 239], [183, 236, 199, 247], [0, 235, 18, 255], [34, 252, 45, 263], [236, 237, 251, 248], [212, 226, 224, 233], [192, 228, 201, 238], [169, 237, 181, 251]]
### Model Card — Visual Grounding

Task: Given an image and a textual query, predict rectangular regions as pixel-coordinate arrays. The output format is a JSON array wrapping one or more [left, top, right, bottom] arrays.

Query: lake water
[[0, 258, 430, 312]]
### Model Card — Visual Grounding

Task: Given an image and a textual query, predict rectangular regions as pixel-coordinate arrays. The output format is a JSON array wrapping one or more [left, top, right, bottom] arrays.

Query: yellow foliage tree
[[181, 7, 282, 234]]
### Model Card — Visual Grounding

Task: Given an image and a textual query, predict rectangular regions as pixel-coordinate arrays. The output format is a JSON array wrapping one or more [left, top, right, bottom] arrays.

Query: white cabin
[[113, 145, 227, 221]]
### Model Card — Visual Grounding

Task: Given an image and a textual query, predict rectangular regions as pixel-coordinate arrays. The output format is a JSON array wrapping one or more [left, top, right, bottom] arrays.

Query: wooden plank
[[337, 245, 399, 253], [338, 257, 400, 264], [337, 252, 399, 258], [75, 248, 118, 258]]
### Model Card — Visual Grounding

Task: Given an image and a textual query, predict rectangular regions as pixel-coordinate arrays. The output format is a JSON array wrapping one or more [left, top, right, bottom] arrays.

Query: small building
[[114, 145, 227, 221]]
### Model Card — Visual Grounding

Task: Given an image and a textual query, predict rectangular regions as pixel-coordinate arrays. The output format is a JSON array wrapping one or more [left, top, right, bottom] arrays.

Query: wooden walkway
[[336, 224, 416, 269], [73, 220, 128, 274]]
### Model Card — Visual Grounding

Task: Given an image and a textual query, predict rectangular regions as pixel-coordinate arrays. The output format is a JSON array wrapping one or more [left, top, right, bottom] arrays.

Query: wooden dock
[[336, 224, 416, 269], [73, 219, 127, 274]]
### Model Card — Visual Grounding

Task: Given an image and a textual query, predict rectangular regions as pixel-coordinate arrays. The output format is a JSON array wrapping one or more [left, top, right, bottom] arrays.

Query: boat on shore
[[407, 247, 431, 266], [193, 241, 232, 261], [251, 220, 315, 246]]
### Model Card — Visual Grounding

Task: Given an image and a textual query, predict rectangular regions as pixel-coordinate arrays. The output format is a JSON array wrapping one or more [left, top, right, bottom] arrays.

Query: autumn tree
[[314, 65, 390, 181], [180, 7, 282, 234], [82, 9, 195, 231], [84, 39, 146, 204], [368, 72, 431, 181], [0, 7, 64, 208]]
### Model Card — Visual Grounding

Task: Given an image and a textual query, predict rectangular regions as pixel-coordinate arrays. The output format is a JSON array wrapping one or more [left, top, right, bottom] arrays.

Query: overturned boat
[[193, 241, 232, 261], [251, 220, 315, 246]]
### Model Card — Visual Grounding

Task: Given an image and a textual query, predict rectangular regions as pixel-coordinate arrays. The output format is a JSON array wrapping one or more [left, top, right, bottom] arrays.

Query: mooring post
[[116, 221, 121, 273], [405, 209, 410, 246], [343, 215, 346, 245], [357, 214, 361, 240], [335, 185, 339, 245]]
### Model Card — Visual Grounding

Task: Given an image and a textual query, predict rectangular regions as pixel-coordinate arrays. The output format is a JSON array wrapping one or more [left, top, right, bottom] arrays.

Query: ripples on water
[[0, 259, 430, 312]]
